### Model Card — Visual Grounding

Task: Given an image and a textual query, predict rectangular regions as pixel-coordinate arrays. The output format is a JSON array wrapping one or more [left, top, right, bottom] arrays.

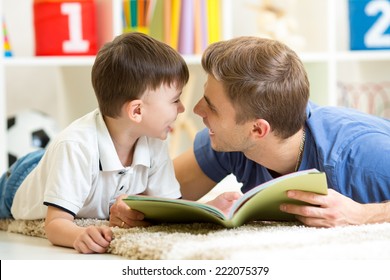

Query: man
[[173, 36, 390, 228]]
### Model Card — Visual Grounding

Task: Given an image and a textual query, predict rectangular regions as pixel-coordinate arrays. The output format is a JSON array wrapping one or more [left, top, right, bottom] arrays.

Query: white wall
[[4, 0, 67, 126]]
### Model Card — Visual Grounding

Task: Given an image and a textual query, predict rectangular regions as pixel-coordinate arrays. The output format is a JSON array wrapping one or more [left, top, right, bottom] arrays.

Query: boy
[[0, 32, 189, 253]]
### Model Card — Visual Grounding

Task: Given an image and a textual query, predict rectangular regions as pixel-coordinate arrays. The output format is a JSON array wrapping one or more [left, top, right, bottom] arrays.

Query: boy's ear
[[251, 119, 270, 139], [125, 100, 143, 123]]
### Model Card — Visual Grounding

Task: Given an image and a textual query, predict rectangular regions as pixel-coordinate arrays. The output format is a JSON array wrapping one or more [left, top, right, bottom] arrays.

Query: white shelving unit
[[1, 0, 390, 171], [0, 0, 7, 171]]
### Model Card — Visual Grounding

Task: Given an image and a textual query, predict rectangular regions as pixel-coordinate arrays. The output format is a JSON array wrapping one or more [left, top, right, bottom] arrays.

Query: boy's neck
[[104, 115, 139, 167]]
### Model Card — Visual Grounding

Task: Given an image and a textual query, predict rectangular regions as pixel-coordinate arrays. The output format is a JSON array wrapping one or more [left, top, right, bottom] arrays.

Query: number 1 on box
[[61, 3, 90, 53]]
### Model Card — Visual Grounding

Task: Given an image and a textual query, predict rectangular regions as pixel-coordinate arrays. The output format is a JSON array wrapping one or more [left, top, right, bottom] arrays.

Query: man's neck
[[244, 129, 305, 176]]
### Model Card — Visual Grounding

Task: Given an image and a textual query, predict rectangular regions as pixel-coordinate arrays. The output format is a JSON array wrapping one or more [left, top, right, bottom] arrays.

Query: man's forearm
[[363, 201, 390, 224]]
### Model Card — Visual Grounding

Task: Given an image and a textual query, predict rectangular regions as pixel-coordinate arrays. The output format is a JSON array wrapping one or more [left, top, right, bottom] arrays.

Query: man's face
[[193, 75, 253, 152]]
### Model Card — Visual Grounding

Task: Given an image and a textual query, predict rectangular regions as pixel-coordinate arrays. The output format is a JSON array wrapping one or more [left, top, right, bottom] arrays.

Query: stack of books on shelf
[[122, 0, 222, 55]]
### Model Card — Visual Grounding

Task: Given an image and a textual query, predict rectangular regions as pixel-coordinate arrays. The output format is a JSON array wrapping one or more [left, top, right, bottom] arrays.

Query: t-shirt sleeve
[[42, 141, 94, 216]]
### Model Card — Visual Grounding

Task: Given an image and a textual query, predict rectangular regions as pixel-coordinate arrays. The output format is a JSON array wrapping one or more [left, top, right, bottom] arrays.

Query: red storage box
[[33, 0, 97, 56]]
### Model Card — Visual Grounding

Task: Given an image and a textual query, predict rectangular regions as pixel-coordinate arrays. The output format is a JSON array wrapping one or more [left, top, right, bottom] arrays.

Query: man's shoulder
[[307, 103, 390, 132]]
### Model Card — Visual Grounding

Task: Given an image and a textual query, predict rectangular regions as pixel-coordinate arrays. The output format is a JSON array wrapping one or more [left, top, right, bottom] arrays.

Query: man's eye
[[208, 105, 216, 112]]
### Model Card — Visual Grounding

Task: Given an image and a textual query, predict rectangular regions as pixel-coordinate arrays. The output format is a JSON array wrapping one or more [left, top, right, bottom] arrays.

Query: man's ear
[[125, 100, 143, 123], [251, 119, 270, 139]]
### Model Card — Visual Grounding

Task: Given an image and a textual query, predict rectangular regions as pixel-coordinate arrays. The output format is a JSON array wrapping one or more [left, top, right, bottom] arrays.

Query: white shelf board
[[298, 52, 331, 63], [336, 50, 390, 61], [2, 55, 205, 66], [2, 56, 96, 67]]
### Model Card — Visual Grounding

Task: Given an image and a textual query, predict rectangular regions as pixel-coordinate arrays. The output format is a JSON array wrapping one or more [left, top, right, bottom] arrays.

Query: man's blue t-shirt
[[194, 102, 390, 203]]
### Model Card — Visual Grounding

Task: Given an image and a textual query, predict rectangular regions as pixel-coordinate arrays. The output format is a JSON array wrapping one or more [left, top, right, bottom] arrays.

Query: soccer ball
[[7, 110, 60, 167]]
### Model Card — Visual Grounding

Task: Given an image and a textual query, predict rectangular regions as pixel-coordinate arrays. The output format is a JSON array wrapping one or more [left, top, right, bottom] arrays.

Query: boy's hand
[[109, 194, 151, 228], [206, 192, 242, 215], [73, 225, 113, 254]]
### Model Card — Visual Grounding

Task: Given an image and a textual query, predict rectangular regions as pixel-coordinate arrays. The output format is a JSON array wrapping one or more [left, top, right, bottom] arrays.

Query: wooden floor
[[0, 231, 124, 260]]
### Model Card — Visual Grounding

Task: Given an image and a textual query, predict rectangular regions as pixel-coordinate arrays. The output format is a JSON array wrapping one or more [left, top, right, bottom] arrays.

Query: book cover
[[124, 169, 328, 228], [194, 0, 208, 54], [137, 0, 145, 27], [178, 0, 194, 54], [170, 0, 181, 50], [149, 0, 164, 41], [206, 0, 221, 44], [163, 0, 171, 45], [130, 0, 138, 28], [123, 0, 131, 30]]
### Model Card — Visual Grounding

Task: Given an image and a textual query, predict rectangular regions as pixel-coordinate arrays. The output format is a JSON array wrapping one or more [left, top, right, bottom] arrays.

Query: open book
[[124, 169, 328, 228]]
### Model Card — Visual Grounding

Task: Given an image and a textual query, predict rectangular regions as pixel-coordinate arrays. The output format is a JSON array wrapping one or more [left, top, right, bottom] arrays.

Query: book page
[[227, 169, 326, 223]]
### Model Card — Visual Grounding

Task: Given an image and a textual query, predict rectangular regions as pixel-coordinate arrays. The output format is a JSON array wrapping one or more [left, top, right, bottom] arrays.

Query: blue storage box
[[348, 0, 390, 50]]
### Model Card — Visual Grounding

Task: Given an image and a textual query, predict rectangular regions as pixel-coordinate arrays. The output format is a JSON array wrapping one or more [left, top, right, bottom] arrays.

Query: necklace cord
[[294, 129, 306, 172]]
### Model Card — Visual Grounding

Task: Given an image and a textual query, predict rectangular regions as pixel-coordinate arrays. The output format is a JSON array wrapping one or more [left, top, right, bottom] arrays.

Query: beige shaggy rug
[[1, 218, 390, 260]]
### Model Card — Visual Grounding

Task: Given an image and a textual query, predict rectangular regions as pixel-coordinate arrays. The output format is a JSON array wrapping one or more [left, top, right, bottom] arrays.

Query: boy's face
[[140, 83, 185, 140], [193, 75, 253, 152]]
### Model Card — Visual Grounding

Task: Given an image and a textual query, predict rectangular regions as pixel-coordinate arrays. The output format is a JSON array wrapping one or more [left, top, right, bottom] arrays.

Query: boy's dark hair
[[92, 32, 189, 117]]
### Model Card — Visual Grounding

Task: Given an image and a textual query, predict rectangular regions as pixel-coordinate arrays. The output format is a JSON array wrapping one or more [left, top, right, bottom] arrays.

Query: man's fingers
[[286, 190, 327, 207]]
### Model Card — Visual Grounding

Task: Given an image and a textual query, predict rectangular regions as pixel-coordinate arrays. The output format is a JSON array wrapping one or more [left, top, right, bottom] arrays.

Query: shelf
[[2, 55, 206, 67], [4, 51, 368, 67], [2, 56, 96, 67], [335, 50, 390, 61], [298, 52, 332, 63]]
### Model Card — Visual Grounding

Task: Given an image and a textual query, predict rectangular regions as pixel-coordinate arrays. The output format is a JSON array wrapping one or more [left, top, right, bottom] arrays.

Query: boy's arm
[[205, 192, 242, 215], [45, 206, 112, 254], [173, 148, 217, 201]]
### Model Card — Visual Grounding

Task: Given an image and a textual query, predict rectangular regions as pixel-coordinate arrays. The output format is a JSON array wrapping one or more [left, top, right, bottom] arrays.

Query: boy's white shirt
[[11, 109, 181, 220]]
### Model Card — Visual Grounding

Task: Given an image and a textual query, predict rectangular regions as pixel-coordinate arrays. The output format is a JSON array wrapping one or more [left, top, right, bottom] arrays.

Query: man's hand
[[280, 189, 367, 227], [206, 192, 242, 215], [109, 194, 150, 228]]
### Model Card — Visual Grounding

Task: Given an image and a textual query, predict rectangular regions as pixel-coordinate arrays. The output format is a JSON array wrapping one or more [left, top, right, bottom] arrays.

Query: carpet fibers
[[1, 219, 390, 260]]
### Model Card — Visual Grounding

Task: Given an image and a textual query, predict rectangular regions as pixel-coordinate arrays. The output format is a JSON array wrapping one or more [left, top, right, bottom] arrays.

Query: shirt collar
[[96, 110, 150, 171]]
